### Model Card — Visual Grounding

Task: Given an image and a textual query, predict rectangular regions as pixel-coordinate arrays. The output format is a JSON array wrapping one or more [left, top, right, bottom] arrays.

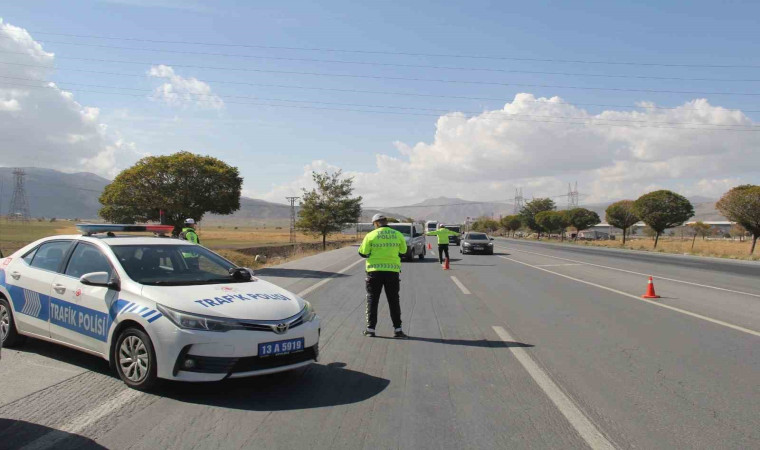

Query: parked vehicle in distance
[[461, 232, 494, 255], [445, 225, 462, 246], [388, 223, 426, 261], [425, 221, 439, 233]]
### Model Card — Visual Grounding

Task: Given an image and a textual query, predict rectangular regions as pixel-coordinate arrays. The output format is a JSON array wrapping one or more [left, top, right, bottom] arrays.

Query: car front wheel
[[115, 327, 158, 391], [0, 297, 25, 347]]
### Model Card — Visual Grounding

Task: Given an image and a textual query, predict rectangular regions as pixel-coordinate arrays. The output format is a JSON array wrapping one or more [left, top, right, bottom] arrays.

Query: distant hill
[[0, 167, 110, 219], [580, 197, 725, 222], [381, 196, 514, 224]]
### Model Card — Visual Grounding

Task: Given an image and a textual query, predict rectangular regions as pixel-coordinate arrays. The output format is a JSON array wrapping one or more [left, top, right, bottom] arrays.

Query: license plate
[[474, 246, 483, 250], [258, 338, 304, 357]]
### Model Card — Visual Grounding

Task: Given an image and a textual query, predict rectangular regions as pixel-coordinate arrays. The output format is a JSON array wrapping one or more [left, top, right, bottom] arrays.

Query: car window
[[111, 244, 238, 286], [22, 247, 37, 265], [29, 241, 72, 272], [65, 243, 113, 279], [388, 224, 411, 236]]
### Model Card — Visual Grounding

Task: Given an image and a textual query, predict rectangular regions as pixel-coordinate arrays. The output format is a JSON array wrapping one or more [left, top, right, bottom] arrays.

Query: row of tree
[[96, 152, 759, 254], [471, 187, 759, 254]]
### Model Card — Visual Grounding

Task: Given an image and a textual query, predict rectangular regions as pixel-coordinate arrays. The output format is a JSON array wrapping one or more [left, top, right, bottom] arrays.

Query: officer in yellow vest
[[358, 214, 408, 338], [427, 224, 460, 264]]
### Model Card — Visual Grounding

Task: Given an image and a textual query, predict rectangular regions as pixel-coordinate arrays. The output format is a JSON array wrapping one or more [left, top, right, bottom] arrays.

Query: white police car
[[0, 224, 320, 390]]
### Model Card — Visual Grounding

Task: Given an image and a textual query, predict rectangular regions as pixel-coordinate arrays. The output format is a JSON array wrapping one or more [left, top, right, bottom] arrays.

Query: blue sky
[[0, 0, 758, 206]]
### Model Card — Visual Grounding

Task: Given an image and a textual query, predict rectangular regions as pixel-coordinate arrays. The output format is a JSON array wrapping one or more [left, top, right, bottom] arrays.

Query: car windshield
[[388, 224, 411, 236], [448, 226, 461, 232], [467, 233, 488, 240], [110, 244, 241, 286]]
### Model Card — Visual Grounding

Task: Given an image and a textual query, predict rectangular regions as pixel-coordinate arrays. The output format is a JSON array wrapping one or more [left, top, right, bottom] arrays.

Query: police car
[[0, 224, 320, 390]]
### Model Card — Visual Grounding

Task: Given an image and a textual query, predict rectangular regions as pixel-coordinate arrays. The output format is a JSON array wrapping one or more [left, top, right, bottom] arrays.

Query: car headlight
[[157, 304, 242, 332], [302, 301, 317, 322], [488, 242, 493, 246], [463, 242, 471, 247]]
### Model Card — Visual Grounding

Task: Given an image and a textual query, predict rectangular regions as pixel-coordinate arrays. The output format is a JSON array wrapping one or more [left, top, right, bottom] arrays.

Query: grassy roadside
[[504, 236, 759, 261]]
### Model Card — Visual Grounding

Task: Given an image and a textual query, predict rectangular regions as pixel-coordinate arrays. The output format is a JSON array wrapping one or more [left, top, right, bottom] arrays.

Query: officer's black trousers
[[365, 271, 402, 330], [437, 244, 450, 264]]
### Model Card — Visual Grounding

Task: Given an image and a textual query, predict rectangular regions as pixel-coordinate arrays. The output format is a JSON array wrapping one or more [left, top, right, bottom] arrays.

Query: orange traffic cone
[[641, 276, 660, 299], [428, 242, 432, 250], [443, 257, 450, 270]]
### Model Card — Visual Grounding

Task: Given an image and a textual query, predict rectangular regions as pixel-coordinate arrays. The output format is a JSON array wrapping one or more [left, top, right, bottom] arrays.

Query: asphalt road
[[0, 238, 758, 449]]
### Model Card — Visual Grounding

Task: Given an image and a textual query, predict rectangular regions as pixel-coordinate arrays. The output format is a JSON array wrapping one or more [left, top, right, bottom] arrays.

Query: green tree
[[605, 200, 639, 244], [99, 151, 242, 232], [716, 185, 760, 254], [500, 215, 522, 237], [633, 190, 694, 249], [297, 170, 362, 250], [686, 221, 712, 250], [535, 211, 568, 239], [472, 217, 500, 233], [519, 198, 556, 238], [567, 208, 601, 241]]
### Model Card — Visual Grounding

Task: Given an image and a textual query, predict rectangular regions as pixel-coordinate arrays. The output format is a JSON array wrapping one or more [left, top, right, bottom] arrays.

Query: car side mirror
[[80, 272, 121, 291], [489, 237, 494, 240]]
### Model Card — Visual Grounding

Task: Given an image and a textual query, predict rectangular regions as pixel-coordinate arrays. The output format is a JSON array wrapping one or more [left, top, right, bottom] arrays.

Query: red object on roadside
[[443, 257, 450, 270], [642, 276, 660, 299], [428, 243, 432, 250]]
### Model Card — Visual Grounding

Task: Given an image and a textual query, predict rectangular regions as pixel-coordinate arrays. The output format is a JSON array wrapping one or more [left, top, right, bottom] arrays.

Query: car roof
[[40, 235, 188, 247]]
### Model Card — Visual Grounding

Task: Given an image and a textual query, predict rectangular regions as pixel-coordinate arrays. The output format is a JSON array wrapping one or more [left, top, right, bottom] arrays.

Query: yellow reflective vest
[[426, 228, 460, 245], [358, 227, 407, 272]]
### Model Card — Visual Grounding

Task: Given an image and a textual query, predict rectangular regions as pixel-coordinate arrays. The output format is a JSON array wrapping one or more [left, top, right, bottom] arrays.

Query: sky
[[0, 0, 759, 208]]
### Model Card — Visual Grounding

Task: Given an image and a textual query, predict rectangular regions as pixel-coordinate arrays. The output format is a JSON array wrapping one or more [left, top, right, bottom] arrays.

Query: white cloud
[[261, 93, 760, 207], [148, 65, 224, 110], [0, 18, 142, 178]]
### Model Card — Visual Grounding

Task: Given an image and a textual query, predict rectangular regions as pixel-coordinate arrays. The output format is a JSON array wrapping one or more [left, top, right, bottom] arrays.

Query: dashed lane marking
[[492, 326, 616, 450], [451, 276, 471, 295], [297, 259, 364, 298], [498, 255, 760, 338], [496, 245, 760, 299]]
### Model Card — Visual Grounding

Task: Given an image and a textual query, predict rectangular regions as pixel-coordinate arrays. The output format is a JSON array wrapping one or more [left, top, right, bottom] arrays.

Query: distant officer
[[180, 218, 200, 269], [427, 224, 460, 264], [358, 214, 408, 338]]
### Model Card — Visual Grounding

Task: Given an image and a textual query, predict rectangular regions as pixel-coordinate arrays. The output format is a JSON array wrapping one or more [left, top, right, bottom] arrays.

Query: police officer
[[180, 218, 201, 269], [358, 214, 408, 338], [427, 224, 460, 264]]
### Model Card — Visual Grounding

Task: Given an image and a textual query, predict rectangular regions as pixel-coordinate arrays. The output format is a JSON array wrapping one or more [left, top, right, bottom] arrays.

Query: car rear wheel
[[115, 327, 158, 391], [418, 249, 425, 260], [0, 297, 26, 347]]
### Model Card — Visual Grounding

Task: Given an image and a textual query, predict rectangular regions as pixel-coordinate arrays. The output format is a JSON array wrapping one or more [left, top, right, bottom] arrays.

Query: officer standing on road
[[427, 224, 460, 264], [358, 214, 408, 339]]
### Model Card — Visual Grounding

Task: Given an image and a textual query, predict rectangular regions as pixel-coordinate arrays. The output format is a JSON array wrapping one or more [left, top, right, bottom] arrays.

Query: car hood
[[141, 278, 305, 321], [463, 240, 489, 244]]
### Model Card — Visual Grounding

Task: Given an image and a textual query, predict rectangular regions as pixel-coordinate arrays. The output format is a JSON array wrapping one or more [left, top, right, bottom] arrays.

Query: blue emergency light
[[77, 224, 175, 236]]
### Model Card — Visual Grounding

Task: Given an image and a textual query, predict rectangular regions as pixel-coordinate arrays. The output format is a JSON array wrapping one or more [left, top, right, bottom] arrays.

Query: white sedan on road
[[0, 225, 320, 390]]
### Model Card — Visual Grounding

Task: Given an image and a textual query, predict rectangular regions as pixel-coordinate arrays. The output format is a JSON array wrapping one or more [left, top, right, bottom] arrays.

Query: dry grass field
[[0, 220, 361, 256], [527, 236, 759, 261]]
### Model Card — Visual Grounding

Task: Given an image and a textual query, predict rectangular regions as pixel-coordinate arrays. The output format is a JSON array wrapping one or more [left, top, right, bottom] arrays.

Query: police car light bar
[[77, 224, 175, 236]]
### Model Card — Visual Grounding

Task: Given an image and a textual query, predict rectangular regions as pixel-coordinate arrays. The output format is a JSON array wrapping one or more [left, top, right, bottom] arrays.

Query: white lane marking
[[451, 276, 471, 295], [297, 258, 364, 298], [492, 326, 615, 450], [497, 245, 760, 299], [21, 388, 142, 450], [534, 263, 583, 268], [499, 256, 760, 338]]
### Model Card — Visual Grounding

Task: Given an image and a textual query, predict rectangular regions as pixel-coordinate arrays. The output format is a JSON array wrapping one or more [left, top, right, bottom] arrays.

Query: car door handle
[[10, 271, 21, 280], [53, 284, 66, 294]]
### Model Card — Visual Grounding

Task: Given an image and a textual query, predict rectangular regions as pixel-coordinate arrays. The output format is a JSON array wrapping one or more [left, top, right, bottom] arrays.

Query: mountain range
[[0, 168, 726, 223]]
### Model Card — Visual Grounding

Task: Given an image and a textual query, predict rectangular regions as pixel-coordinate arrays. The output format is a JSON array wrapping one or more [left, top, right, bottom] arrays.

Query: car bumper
[[152, 316, 321, 382], [462, 246, 493, 253]]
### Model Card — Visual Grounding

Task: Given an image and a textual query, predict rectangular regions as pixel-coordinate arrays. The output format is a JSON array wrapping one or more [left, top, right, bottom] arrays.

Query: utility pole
[[8, 168, 31, 222], [513, 188, 525, 214], [566, 181, 579, 209], [285, 196, 299, 244]]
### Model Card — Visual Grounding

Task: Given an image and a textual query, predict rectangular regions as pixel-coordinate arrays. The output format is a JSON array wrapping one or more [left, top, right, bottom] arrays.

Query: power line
[[2, 79, 759, 131], [3, 59, 760, 113], [16, 29, 760, 69], [2, 54, 760, 97], [4, 36, 760, 83]]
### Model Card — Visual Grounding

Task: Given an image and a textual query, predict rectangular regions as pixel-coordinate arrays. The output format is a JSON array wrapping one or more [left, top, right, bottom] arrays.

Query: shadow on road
[[162, 362, 389, 411], [375, 336, 534, 348], [0, 419, 107, 450], [255, 268, 349, 279], [5, 338, 112, 376]]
